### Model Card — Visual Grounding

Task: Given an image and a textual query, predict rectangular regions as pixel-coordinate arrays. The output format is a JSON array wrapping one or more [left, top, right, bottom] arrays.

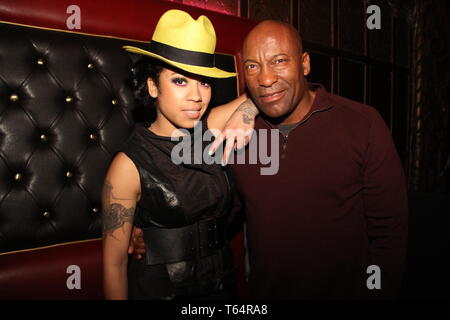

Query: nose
[[187, 81, 202, 102], [258, 66, 277, 88]]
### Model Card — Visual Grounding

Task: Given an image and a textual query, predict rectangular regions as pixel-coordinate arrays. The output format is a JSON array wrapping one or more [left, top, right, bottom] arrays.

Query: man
[[130, 20, 408, 300], [229, 20, 407, 299]]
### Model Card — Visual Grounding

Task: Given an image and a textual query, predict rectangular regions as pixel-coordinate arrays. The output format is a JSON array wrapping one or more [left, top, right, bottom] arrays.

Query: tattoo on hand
[[102, 181, 135, 235], [238, 99, 258, 124], [243, 114, 254, 124]]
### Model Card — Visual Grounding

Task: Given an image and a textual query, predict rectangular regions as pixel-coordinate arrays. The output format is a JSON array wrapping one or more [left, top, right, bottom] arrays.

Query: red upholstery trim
[[0, 239, 103, 299], [0, 0, 256, 93]]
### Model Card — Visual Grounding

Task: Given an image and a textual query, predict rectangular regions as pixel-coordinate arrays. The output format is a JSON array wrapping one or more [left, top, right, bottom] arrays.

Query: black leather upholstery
[[0, 23, 140, 252], [0, 22, 238, 253]]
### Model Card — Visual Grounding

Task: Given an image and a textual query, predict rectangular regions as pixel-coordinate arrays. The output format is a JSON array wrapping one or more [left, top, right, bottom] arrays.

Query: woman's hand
[[208, 98, 259, 165]]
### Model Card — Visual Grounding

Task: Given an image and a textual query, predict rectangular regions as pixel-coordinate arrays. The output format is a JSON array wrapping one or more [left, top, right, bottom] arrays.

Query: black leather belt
[[142, 215, 228, 265]]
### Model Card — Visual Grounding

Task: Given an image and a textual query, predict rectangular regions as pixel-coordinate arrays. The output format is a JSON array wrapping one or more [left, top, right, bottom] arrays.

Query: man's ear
[[301, 52, 311, 76], [147, 78, 158, 98]]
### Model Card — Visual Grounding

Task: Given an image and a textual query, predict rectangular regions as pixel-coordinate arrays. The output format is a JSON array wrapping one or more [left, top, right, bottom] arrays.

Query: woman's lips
[[260, 90, 286, 103], [183, 110, 201, 119]]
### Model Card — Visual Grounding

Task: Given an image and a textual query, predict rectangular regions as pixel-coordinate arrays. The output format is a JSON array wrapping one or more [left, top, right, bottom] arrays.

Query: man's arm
[[102, 152, 140, 300], [362, 109, 408, 299]]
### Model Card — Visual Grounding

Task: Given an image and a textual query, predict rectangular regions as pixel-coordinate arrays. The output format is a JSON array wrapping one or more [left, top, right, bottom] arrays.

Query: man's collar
[[308, 83, 334, 113], [260, 83, 334, 128]]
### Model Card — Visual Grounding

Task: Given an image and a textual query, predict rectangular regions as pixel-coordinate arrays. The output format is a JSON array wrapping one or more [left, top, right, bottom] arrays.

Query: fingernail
[[208, 149, 214, 156], [221, 160, 226, 166]]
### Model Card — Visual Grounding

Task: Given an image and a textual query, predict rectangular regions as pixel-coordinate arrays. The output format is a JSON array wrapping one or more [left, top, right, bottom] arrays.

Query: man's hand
[[208, 98, 259, 165], [127, 226, 145, 260]]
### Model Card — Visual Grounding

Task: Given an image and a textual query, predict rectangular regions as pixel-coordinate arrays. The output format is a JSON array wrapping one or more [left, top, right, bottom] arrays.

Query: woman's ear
[[147, 78, 158, 98]]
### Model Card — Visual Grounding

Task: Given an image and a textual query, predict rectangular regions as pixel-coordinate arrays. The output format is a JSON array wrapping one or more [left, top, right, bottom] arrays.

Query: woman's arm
[[207, 96, 259, 164], [102, 152, 140, 300]]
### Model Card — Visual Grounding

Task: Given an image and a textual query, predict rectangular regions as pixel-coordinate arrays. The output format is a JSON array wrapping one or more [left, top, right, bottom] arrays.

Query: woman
[[102, 9, 249, 300]]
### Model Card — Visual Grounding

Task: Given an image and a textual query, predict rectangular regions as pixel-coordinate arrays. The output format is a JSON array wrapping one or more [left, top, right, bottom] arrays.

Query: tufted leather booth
[[0, 0, 256, 299], [0, 22, 140, 252]]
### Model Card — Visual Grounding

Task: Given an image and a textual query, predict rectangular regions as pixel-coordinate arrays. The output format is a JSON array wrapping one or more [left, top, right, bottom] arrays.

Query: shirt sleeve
[[362, 108, 409, 299]]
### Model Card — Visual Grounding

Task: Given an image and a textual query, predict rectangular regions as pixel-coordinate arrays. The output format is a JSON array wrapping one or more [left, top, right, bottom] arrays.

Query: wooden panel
[[299, 0, 332, 46], [307, 51, 333, 91], [368, 65, 392, 127], [339, 59, 365, 103], [367, 0, 393, 63], [392, 71, 409, 165], [395, 10, 410, 67], [338, 0, 365, 54], [245, 0, 292, 22]]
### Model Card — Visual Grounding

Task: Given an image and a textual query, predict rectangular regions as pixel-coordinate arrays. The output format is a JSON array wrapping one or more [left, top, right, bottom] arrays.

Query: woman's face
[[148, 67, 212, 132]]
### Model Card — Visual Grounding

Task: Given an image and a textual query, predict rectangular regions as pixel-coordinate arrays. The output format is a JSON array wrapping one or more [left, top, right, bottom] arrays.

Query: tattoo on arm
[[102, 204, 135, 235], [237, 99, 259, 125], [102, 181, 136, 235]]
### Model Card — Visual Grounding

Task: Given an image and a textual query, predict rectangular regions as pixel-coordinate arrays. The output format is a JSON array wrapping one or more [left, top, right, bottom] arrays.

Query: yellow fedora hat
[[123, 9, 236, 79]]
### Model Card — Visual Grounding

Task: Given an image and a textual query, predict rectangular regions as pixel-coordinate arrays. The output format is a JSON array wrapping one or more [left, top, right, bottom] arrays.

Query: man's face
[[243, 26, 310, 121]]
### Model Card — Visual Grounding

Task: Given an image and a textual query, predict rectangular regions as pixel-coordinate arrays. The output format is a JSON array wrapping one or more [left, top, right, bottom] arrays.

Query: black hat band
[[148, 41, 215, 68]]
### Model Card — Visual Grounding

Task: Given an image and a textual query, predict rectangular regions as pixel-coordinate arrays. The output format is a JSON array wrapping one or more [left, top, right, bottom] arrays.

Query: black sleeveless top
[[120, 120, 236, 300]]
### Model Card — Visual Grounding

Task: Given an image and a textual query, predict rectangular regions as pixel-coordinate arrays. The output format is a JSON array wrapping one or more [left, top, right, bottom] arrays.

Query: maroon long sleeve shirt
[[230, 84, 408, 299]]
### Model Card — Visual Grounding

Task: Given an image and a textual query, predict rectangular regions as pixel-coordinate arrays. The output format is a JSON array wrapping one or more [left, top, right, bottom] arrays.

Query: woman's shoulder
[[109, 151, 138, 175], [105, 151, 140, 197]]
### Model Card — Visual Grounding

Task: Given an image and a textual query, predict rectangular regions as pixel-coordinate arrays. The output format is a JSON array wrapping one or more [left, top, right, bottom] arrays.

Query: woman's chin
[[170, 120, 200, 134], [180, 116, 204, 128]]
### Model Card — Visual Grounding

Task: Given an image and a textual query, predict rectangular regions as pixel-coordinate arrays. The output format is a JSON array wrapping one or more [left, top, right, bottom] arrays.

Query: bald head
[[243, 20, 303, 57]]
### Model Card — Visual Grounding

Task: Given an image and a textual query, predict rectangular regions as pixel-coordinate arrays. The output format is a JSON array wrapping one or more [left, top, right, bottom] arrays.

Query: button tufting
[[1, 23, 189, 253], [9, 94, 18, 102]]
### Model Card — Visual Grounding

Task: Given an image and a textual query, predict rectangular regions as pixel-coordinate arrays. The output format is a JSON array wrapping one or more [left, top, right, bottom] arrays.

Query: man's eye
[[172, 77, 187, 85], [245, 64, 256, 70], [275, 58, 286, 64]]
